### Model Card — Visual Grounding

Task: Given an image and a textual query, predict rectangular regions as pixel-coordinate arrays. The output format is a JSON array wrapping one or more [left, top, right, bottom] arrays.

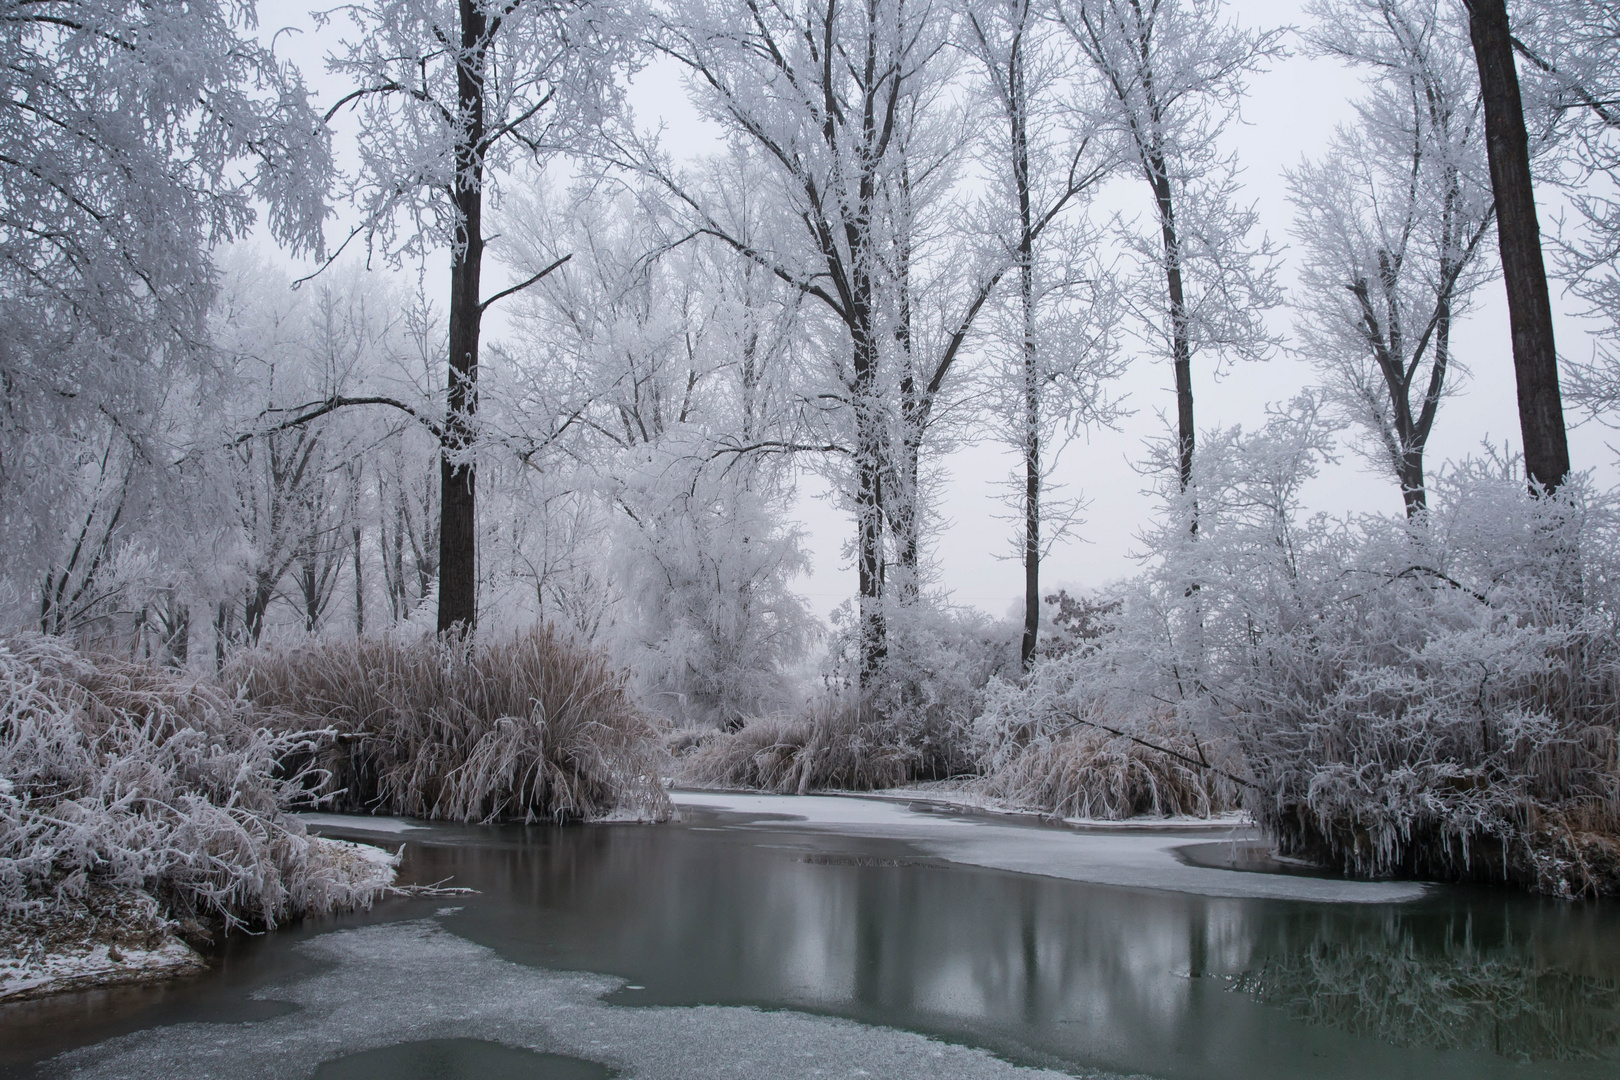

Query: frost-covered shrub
[[684, 601, 1017, 795], [877, 603, 1022, 778], [0, 635, 387, 934], [977, 709, 1233, 819], [1221, 465, 1620, 895], [231, 629, 672, 823], [814, 599, 1020, 784], [988, 396, 1620, 893]]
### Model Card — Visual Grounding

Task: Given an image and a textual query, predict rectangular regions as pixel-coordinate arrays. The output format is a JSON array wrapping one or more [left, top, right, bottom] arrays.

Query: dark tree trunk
[[1399, 448, 1427, 517], [244, 578, 274, 645], [853, 313, 886, 688], [1464, 0, 1570, 492], [352, 523, 365, 637], [1149, 152, 1195, 501], [1012, 24, 1040, 672], [437, 0, 488, 635], [851, 3, 887, 689]]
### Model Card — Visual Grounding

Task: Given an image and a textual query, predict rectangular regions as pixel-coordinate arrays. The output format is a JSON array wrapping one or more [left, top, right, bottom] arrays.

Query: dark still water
[[3, 798, 1619, 1080]]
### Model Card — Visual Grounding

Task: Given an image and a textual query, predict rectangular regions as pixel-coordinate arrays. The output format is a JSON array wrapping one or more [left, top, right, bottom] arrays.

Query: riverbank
[[0, 836, 399, 1004]]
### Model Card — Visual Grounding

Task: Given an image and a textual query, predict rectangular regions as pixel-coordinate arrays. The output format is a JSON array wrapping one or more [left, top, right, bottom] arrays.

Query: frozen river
[[2, 792, 1618, 1079]]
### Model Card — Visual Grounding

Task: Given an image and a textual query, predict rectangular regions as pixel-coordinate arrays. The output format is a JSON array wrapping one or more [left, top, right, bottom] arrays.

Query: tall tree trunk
[[437, 0, 488, 634], [353, 523, 365, 636], [892, 160, 922, 608], [1464, 0, 1570, 492], [1150, 151, 1195, 502], [1012, 23, 1040, 672], [853, 314, 886, 688]]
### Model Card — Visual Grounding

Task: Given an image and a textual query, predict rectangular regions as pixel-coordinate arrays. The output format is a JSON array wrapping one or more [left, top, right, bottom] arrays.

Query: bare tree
[[1291, 0, 1495, 516], [962, 0, 1120, 669], [1054, 0, 1282, 513], [325, 0, 634, 633]]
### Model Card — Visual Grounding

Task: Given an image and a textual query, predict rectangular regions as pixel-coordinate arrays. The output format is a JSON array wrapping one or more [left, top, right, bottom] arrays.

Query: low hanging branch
[[1056, 707, 1257, 791], [236, 396, 444, 445], [480, 253, 571, 313]]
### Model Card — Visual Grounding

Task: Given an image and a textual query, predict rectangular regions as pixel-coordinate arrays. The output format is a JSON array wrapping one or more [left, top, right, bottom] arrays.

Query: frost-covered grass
[[0, 634, 397, 1000], [231, 628, 672, 823]]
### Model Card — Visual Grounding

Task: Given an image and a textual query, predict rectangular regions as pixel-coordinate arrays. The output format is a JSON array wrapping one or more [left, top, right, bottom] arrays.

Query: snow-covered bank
[[0, 933, 204, 1003], [0, 836, 398, 1004], [0, 637, 408, 1003], [671, 791, 1427, 903], [49, 920, 1098, 1080]]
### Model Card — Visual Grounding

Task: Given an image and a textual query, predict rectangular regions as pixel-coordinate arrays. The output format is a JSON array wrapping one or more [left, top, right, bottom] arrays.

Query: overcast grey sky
[[258, 0, 1619, 622]]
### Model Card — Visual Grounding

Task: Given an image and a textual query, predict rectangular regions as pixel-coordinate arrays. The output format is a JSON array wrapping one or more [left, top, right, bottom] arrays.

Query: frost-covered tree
[[210, 254, 433, 652], [0, 0, 330, 626], [1290, 0, 1495, 517], [1052, 0, 1282, 507], [503, 186, 816, 723], [633, 0, 956, 686], [961, 0, 1121, 668], [323, 0, 637, 633]]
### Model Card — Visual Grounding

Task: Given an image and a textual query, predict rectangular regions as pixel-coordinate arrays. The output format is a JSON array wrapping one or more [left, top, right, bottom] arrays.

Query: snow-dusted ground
[[0, 837, 400, 1004], [670, 790, 1428, 903], [0, 936, 204, 1004], [51, 919, 1118, 1080]]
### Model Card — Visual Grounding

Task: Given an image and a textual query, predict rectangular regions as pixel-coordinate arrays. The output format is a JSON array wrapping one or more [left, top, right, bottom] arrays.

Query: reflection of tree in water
[[1232, 932, 1620, 1061]]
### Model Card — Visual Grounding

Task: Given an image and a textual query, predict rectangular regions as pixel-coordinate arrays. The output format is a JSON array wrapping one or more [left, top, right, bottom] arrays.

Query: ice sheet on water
[[296, 813, 428, 834], [671, 790, 980, 828], [671, 791, 1427, 903], [50, 920, 1123, 1080]]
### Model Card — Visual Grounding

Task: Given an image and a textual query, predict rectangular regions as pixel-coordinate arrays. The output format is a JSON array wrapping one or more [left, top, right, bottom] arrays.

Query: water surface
[[2, 796, 1617, 1079]]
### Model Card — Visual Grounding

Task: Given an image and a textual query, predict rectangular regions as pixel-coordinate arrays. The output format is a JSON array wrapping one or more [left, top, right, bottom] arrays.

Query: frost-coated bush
[[988, 396, 1620, 893], [231, 628, 673, 823], [976, 588, 1238, 819], [0, 635, 386, 934], [1221, 463, 1620, 896], [813, 599, 1020, 785]]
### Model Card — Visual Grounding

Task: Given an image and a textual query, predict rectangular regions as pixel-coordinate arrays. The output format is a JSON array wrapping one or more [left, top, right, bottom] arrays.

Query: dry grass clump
[[229, 628, 672, 823], [680, 698, 916, 794], [0, 634, 391, 945], [982, 714, 1236, 820]]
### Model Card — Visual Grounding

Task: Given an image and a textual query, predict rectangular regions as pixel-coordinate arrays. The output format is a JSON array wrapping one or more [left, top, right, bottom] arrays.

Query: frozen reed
[[230, 628, 672, 823]]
